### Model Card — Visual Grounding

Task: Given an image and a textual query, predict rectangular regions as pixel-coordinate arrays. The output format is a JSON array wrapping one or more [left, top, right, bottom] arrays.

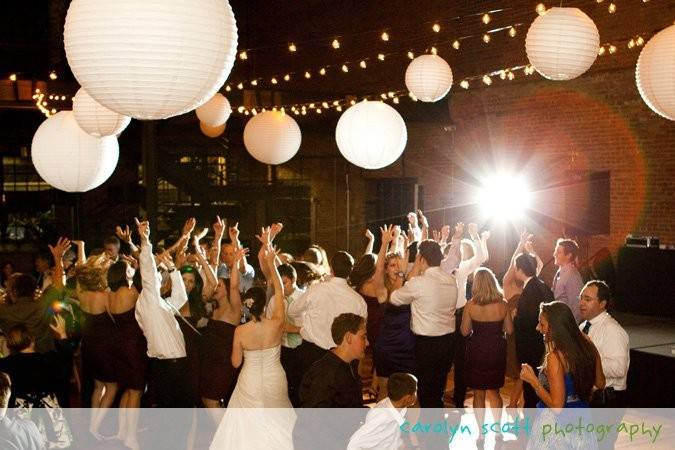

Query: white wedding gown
[[209, 345, 296, 450]]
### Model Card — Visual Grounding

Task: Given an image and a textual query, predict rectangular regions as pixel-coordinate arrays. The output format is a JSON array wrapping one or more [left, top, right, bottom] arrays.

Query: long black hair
[[180, 265, 206, 318], [540, 301, 597, 402]]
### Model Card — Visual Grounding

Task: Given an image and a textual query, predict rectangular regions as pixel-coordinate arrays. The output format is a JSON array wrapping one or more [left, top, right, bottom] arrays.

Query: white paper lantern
[[636, 25, 675, 121], [72, 88, 131, 137], [31, 111, 119, 192], [64, 0, 238, 120], [196, 93, 232, 126], [200, 121, 226, 138], [335, 100, 407, 170], [405, 54, 453, 102], [243, 111, 301, 165], [525, 7, 599, 80]]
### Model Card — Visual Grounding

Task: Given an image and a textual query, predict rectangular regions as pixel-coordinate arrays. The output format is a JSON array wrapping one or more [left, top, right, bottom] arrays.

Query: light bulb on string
[[460, 80, 469, 89], [407, 51, 414, 59], [430, 47, 437, 55], [483, 34, 491, 44], [360, 60, 367, 69], [289, 43, 297, 52], [432, 23, 441, 33], [452, 40, 460, 50], [381, 32, 389, 41], [482, 14, 491, 25], [239, 51, 248, 60], [392, 97, 399, 104], [237, 82, 244, 90], [9, 74, 17, 81], [341, 64, 349, 72], [482, 75, 492, 85], [608, 3, 616, 14], [319, 68, 326, 75], [49, 71, 58, 80], [225, 85, 231, 92], [304, 71, 311, 79], [251, 80, 258, 86], [271, 77, 278, 84], [284, 74, 291, 81], [536, 4, 546, 15], [332, 39, 340, 49], [509, 27, 517, 37], [378, 53, 385, 61]]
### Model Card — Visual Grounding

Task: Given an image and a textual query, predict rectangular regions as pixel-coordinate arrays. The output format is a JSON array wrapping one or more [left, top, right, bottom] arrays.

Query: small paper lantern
[[636, 25, 675, 121], [196, 93, 232, 126], [243, 111, 301, 165], [525, 7, 599, 80], [64, 0, 238, 120], [72, 88, 131, 137], [200, 121, 226, 138], [404, 54, 453, 102], [31, 111, 119, 192], [335, 100, 407, 170]]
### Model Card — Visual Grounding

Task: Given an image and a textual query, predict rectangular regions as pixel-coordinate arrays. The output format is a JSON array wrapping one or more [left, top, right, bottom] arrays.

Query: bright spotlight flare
[[476, 174, 531, 221]]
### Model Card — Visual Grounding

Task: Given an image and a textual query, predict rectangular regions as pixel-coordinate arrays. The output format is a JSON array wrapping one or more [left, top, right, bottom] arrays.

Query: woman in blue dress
[[520, 301, 605, 449]]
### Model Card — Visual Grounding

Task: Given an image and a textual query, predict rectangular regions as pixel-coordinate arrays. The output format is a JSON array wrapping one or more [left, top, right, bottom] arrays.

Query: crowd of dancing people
[[0, 210, 630, 449]]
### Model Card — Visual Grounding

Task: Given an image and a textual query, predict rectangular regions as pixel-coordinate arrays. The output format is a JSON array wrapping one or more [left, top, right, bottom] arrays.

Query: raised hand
[[120, 254, 139, 270], [194, 227, 209, 242], [270, 223, 284, 241], [234, 247, 250, 263], [48, 237, 72, 262], [157, 252, 175, 271], [229, 222, 240, 243], [263, 243, 277, 265], [524, 239, 535, 255], [481, 230, 491, 241], [453, 222, 464, 240], [380, 224, 395, 244], [407, 212, 418, 228], [468, 223, 479, 239], [115, 225, 132, 244], [134, 217, 150, 241], [440, 225, 450, 243], [365, 229, 374, 241], [182, 217, 197, 237], [255, 226, 272, 245], [417, 209, 429, 229], [392, 225, 401, 242], [212, 216, 225, 241], [49, 315, 68, 340]]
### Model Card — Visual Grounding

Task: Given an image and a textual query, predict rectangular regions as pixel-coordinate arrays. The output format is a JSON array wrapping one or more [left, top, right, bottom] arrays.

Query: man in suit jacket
[[513, 253, 555, 407]]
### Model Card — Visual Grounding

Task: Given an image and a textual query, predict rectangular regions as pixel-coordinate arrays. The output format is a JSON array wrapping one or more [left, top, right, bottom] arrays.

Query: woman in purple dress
[[461, 267, 513, 429]]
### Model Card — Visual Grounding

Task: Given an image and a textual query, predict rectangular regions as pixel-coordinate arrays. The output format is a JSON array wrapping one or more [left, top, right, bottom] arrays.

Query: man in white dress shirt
[[133, 218, 191, 407], [288, 251, 368, 380], [579, 280, 629, 406], [390, 240, 458, 408], [347, 373, 417, 450], [552, 239, 584, 323]]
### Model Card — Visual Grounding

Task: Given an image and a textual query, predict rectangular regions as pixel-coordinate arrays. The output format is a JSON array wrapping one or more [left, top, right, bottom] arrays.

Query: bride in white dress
[[210, 243, 296, 450]]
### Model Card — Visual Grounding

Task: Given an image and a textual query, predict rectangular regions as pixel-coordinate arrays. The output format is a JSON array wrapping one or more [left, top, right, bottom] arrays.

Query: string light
[[636, 36, 644, 46], [381, 32, 389, 41], [49, 71, 57, 80], [225, 85, 231, 92], [430, 47, 437, 55], [359, 60, 367, 69], [239, 51, 248, 60], [482, 75, 492, 85], [251, 79, 258, 86], [608, 45, 617, 54], [9, 74, 16, 81], [332, 39, 340, 49], [483, 34, 491, 44], [509, 27, 517, 37], [392, 97, 399, 104], [407, 51, 414, 59], [460, 80, 469, 89], [432, 23, 441, 33], [452, 40, 460, 50], [598, 46, 606, 55], [304, 71, 311, 79], [482, 14, 491, 25], [237, 82, 244, 90], [271, 77, 278, 84], [289, 43, 297, 52], [319, 68, 326, 75], [341, 64, 349, 72], [536, 4, 547, 15], [608, 3, 616, 14], [284, 74, 291, 81], [378, 53, 385, 61], [628, 39, 635, 49]]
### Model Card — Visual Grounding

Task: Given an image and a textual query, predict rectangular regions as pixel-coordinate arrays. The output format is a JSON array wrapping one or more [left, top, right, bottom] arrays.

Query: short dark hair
[[6, 325, 34, 353], [387, 373, 418, 401], [331, 313, 365, 346], [556, 238, 579, 260], [515, 253, 537, 277], [584, 279, 612, 309], [9, 273, 37, 299], [0, 372, 11, 408], [103, 236, 121, 249], [407, 241, 419, 263], [418, 240, 443, 267], [277, 263, 297, 282], [330, 251, 354, 279]]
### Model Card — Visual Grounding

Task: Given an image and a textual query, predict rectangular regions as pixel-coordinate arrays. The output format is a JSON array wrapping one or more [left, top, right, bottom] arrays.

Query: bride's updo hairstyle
[[243, 286, 267, 321]]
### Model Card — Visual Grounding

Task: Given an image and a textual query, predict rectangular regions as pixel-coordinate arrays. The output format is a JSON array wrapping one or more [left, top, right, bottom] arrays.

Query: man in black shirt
[[300, 312, 366, 407], [295, 313, 367, 449], [0, 372, 46, 450]]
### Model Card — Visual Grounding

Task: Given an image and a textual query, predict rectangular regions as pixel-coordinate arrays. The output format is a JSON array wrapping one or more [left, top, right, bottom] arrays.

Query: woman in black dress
[[461, 267, 513, 429], [107, 260, 146, 450]]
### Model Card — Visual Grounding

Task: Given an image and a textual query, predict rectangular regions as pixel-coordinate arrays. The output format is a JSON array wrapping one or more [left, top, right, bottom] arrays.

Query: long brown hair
[[349, 254, 376, 292], [540, 301, 597, 402]]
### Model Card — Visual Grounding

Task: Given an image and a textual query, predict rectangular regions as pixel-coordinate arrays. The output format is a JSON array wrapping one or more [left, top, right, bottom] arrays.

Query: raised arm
[[48, 237, 71, 291], [229, 222, 249, 274], [228, 248, 246, 313], [157, 252, 188, 310], [194, 237, 218, 300], [135, 218, 160, 295], [440, 222, 463, 274], [72, 240, 86, 266], [374, 225, 394, 302], [210, 215, 225, 266], [265, 244, 285, 323], [255, 226, 273, 280], [116, 225, 139, 259], [417, 209, 429, 241], [363, 229, 374, 256]]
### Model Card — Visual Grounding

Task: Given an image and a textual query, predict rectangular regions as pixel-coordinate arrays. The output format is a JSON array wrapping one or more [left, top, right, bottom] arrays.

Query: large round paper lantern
[[200, 121, 226, 138], [196, 93, 232, 126], [72, 88, 131, 137], [31, 111, 119, 192], [243, 111, 301, 165], [636, 25, 675, 121], [525, 7, 599, 80], [405, 54, 453, 102], [335, 100, 407, 170], [64, 0, 238, 120]]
